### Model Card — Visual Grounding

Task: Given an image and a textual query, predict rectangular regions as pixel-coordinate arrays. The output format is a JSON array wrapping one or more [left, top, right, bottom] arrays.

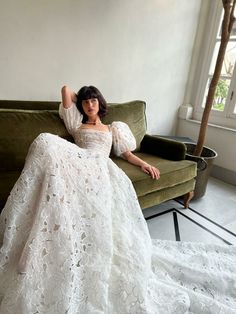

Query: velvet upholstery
[[0, 100, 60, 110], [0, 109, 73, 171], [141, 135, 186, 161], [102, 101, 146, 151], [138, 180, 196, 209], [113, 153, 196, 197], [0, 99, 197, 209]]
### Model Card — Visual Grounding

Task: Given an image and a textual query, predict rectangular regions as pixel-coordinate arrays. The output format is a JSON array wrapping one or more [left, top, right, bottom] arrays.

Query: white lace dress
[[0, 103, 235, 314]]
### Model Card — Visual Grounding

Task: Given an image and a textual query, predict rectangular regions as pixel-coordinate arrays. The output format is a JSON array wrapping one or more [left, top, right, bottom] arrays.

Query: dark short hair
[[76, 86, 108, 123]]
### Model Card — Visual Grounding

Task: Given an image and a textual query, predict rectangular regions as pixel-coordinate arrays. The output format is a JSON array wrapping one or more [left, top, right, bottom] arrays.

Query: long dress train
[[0, 103, 235, 313]]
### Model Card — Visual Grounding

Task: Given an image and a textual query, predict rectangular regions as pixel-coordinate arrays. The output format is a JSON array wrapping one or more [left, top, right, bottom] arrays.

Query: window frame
[[193, 0, 236, 129]]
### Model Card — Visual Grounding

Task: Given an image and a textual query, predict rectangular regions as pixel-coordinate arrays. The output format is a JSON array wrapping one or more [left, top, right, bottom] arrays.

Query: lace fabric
[[59, 102, 136, 157], [0, 104, 235, 313]]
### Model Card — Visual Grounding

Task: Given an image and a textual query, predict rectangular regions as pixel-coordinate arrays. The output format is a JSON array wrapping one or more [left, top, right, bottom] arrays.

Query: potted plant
[[185, 0, 236, 198]]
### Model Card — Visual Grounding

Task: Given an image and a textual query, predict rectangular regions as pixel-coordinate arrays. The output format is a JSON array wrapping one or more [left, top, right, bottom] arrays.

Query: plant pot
[[184, 143, 218, 199]]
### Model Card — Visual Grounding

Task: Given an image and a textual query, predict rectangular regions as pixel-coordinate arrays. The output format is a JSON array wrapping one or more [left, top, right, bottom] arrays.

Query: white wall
[[0, 0, 201, 135]]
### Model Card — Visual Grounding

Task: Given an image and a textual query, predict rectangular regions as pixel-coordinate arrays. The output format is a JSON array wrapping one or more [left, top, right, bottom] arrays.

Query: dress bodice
[[74, 128, 113, 157], [59, 102, 136, 157]]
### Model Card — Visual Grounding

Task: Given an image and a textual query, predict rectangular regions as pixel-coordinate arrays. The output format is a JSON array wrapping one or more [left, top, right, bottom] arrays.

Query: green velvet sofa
[[0, 100, 197, 211]]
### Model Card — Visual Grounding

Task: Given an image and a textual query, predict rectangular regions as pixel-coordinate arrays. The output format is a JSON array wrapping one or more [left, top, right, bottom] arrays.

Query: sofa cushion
[[141, 135, 186, 161], [0, 171, 21, 208], [138, 179, 196, 209], [0, 100, 59, 110], [102, 100, 146, 151], [0, 109, 73, 171], [113, 152, 196, 197]]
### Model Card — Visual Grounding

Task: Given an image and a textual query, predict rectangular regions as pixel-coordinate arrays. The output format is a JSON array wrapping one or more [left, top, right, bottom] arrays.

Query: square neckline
[[78, 125, 111, 133]]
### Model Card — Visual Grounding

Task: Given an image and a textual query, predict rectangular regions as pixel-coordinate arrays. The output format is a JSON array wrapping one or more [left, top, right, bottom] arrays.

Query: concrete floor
[[144, 177, 236, 246]]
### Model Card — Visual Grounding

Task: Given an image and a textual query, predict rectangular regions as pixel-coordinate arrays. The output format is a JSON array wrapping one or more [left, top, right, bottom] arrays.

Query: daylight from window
[[202, 17, 236, 114]]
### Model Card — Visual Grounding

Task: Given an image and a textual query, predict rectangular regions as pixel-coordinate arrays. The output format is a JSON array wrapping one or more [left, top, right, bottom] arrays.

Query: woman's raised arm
[[61, 86, 77, 108]]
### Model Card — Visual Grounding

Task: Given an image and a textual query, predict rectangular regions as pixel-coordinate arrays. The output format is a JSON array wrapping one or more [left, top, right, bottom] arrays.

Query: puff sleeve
[[59, 102, 83, 136], [111, 121, 136, 157]]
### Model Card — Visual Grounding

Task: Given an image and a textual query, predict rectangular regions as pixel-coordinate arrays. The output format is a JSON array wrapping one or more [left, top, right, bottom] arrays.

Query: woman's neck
[[86, 117, 102, 125]]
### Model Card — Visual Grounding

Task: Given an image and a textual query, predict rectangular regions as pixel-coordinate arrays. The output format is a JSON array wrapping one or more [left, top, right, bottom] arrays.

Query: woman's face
[[82, 98, 99, 118]]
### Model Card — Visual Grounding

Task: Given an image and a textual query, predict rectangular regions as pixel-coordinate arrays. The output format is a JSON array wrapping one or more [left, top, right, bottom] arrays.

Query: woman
[[61, 85, 160, 179], [0, 86, 235, 314]]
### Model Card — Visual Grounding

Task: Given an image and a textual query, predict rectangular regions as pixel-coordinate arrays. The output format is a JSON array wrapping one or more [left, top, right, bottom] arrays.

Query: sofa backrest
[[0, 100, 147, 172], [102, 100, 147, 151]]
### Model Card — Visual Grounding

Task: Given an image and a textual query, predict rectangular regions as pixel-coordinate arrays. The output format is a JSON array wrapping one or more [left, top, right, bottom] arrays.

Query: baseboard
[[211, 165, 236, 186]]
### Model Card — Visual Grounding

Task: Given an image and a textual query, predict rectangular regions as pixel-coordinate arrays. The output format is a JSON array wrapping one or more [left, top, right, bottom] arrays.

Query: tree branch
[[228, 0, 236, 33], [222, 0, 232, 38], [222, 0, 232, 10]]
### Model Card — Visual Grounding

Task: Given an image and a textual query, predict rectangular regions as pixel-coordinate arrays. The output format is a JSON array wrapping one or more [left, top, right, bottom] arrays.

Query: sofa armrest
[[140, 135, 186, 161]]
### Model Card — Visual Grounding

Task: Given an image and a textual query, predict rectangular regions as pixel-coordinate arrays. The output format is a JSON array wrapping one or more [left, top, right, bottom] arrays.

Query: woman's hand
[[122, 151, 160, 180], [141, 163, 160, 180]]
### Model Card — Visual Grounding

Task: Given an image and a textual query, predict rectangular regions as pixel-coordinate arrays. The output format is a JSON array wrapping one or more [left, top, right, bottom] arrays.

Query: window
[[194, 1, 236, 129]]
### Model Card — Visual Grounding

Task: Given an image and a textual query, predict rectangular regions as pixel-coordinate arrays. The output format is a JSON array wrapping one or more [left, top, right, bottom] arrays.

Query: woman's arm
[[61, 86, 77, 108], [122, 151, 160, 180]]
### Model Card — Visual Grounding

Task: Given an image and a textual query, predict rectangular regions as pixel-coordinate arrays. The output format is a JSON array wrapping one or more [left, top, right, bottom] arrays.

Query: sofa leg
[[183, 191, 194, 209]]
